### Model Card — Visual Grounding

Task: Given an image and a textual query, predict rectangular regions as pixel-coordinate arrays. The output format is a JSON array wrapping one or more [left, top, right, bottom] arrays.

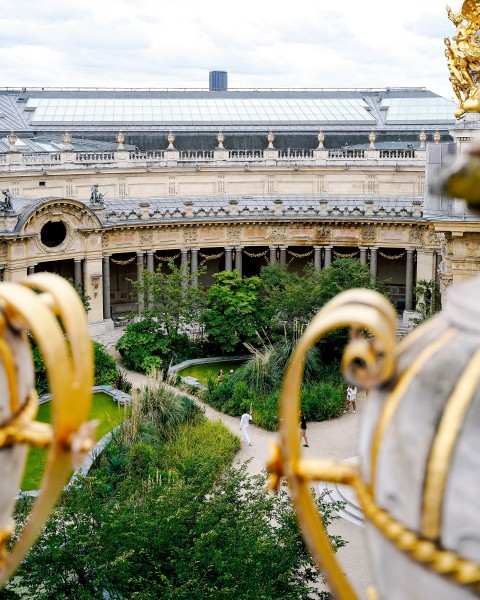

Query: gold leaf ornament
[[0, 273, 94, 587]]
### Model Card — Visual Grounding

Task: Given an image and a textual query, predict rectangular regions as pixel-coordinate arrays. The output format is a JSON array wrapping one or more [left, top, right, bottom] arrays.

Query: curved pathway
[[124, 368, 373, 599]]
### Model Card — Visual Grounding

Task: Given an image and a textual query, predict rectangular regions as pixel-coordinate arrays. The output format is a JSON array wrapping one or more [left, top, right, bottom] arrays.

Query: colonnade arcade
[[24, 244, 440, 321]]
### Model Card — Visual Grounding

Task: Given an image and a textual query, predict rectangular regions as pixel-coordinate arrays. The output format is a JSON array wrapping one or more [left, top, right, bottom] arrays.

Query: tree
[[132, 259, 206, 340], [202, 270, 271, 353], [117, 261, 207, 372], [412, 279, 441, 326]]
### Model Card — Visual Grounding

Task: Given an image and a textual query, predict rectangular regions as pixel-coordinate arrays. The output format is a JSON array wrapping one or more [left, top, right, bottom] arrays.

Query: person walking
[[240, 407, 253, 446], [344, 384, 358, 414], [300, 411, 309, 447]]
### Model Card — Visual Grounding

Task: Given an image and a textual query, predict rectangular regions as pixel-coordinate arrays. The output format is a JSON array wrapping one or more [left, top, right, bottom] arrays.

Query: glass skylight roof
[[383, 97, 456, 122], [26, 98, 374, 124]]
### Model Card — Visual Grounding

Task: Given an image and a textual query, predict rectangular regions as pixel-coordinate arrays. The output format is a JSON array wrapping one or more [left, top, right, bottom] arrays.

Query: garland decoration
[[287, 250, 313, 259], [378, 251, 406, 260], [333, 250, 359, 258], [199, 251, 225, 261], [110, 256, 136, 265], [243, 249, 269, 258], [154, 252, 181, 262]]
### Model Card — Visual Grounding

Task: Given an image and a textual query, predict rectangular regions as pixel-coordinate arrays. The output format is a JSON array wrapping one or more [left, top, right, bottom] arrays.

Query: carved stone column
[[324, 245, 332, 268], [146, 251, 155, 307], [280, 246, 287, 269], [137, 251, 145, 311], [225, 247, 233, 272], [181, 248, 189, 290], [405, 249, 415, 311], [314, 246, 322, 271], [370, 247, 378, 284], [269, 246, 277, 265], [103, 254, 111, 319], [359, 247, 368, 266], [191, 248, 199, 287], [74, 258, 83, 289], [235, 246, 243, 277]]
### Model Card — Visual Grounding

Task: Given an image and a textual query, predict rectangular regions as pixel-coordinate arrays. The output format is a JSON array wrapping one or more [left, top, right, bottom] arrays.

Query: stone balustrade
[[97, 194, 423, 224], [0, 146, 426, 172]]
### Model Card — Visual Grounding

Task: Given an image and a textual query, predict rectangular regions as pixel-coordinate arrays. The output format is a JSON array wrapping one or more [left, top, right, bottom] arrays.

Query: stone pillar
[[359, 247, 368, 266], [146, 251, 155, 307], [269, 246, 277, 265], [235, 246, 243, 277], [137, 251, 145, 311], [416, 249, 436, 282], [74, 258, 83, 289], [191, 248, 199, 287], [324, 245, 333, 268], [405, 249, 415, 311], [370, 247, 378, 284], [83, 256, 103, 323], [102, 254, 111, 320], [225, 247, 233, 272], [279, 246, 287, 269], [27, 265, 35, 275], [314, 246, 322, 271], [181, 248, 189, 290], [146, 250, 155, 274]]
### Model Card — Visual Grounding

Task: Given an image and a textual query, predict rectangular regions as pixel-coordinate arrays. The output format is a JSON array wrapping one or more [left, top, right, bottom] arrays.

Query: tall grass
[[203, 333, 346, 430]]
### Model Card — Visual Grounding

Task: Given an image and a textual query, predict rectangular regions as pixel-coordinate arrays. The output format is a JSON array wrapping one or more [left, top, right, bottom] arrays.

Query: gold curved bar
[[0, 275, 93, 586], [276, 289, 398, 600], [422, 347, 480, 540]]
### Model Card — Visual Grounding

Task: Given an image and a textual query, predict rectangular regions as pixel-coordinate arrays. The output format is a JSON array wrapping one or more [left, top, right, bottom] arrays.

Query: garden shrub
[[301, 382, 345, 421], [93, 341, 119, 386], [127, 441, 155, 478]]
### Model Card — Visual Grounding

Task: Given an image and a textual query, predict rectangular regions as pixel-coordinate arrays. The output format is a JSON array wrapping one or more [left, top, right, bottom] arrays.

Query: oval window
[[40, 221, 67, 248]]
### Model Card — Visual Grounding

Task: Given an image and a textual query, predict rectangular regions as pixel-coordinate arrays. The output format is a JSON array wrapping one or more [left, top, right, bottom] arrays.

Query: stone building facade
[[0, 85, 472, 333]]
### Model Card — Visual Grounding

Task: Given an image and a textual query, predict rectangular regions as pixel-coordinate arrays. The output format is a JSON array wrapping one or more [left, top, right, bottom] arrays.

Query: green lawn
[[178, 361, 245, 384], [21, 392, 129, 491]]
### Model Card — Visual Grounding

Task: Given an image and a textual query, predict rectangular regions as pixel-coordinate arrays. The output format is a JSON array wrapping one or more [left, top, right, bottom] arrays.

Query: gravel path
[[124, 368, 373, 599]]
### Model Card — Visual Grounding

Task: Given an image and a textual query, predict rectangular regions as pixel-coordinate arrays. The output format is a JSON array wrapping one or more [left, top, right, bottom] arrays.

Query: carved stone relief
[[316, 226, 332, 242], [409, 228, 424, 244], [226, 227, 242, 243], [139, 230, 153, 246], [361, 225, 376, 242], [271, 226, 287, 243], [183, 229, 198, 245]]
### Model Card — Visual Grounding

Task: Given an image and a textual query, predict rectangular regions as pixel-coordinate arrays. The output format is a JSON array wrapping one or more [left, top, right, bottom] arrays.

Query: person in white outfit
[[344, 384, 358, 414], [240, 408, 253, 445]]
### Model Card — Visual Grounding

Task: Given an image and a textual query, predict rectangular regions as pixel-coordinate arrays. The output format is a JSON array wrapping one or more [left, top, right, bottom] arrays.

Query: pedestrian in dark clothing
[[300, 411, 309, 447]]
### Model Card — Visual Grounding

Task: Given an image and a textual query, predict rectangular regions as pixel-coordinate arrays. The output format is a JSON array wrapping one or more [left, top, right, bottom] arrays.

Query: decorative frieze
[[271, 226, 287, 243]]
